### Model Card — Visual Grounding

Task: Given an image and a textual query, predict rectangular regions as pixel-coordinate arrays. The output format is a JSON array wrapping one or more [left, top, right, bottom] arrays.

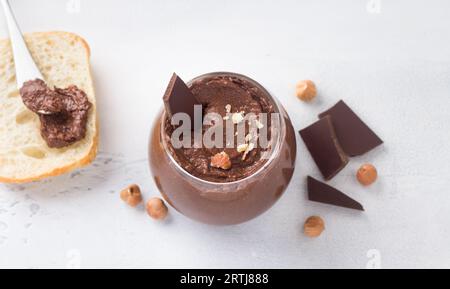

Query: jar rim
[[160, 72, 286, 186]]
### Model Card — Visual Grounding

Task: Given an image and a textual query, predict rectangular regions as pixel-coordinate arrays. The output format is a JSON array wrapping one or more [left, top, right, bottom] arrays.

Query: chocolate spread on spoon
[[19, 79, 92, 148]]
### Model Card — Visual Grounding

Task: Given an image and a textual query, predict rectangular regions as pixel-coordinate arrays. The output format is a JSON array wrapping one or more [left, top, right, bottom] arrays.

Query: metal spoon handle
[[1, 0, 43, 88]]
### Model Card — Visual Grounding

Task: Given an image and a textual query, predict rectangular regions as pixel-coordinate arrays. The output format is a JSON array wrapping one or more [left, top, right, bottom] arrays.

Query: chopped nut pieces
[[120, 184, 143, 207], [223, 104, 232, 120], [232, 112, 245, 124], [357, 164, 378, 186], [304, 216, 325, 238], [211, 152, 232, 170], [255, 119, 265, 129], [146, 197, 169, 221], [237, 143, 249, 153], [242, 143, 255, 161], [296, 80, 317, 102]]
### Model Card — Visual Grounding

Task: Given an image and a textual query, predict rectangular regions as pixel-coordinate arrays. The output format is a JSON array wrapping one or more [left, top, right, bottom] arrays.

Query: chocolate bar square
[[299, 116, 349, 180], [319, 100, 383, 156]]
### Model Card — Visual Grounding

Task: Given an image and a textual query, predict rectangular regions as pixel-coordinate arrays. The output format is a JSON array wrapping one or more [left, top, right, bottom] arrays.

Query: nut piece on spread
[[210, 152, 232, 170], [19, 79, 92, 148], [357, 164, 378, 186], [237, 144, 249, 153], [120, 184, 143, 207], [146, 197, 168, 221], [231, 112, 245, 124], [296, 80, 317, 102], [304, 216, 325, 238], [225, 104, 232, 113]]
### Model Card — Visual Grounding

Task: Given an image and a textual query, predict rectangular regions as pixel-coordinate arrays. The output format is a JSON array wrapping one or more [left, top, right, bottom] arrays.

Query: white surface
[[0, 0, 449, 269]]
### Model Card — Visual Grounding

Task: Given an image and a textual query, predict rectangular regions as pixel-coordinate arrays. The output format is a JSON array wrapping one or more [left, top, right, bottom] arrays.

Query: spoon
[[0, 0, 44, 86], [0, 0, 55, 114], [1, 0, 45, 85]]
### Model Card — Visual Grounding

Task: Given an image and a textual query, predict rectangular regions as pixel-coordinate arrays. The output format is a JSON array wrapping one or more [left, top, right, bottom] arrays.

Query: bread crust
[[0, 31, 98, 183]]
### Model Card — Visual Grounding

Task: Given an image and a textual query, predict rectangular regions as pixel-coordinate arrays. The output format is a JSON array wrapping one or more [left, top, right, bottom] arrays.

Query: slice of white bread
[[0, 31, 98, 183]]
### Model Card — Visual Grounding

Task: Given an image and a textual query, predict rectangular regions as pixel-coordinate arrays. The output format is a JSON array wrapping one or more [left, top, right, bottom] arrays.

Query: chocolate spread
[[164, 75, 275, 183], [19, 79, 92, 148]]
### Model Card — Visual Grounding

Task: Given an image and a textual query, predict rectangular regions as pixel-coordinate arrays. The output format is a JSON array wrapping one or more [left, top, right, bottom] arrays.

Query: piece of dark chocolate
[[319, 100, 383, 156], [299, 116, 349, 180], [163, 73, 201, 125], [307, 176, 364, 211]]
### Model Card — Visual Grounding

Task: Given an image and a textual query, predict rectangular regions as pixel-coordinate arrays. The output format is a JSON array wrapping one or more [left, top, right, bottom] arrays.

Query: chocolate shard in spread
[[299, 116, 349, 180], [163, 73, 201, 128], [307, 176, 364, 211], [19, 79, 92, 148], [319, 100, 383, 156], [164, 73, 276, 183]]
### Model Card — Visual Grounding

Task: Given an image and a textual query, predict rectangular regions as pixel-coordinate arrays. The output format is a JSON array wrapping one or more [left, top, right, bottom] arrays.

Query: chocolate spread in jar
[[164, 74, 276, 183], [19, 79, 92, 148]]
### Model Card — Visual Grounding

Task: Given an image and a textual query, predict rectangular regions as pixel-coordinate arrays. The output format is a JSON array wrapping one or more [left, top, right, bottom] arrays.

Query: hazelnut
[[254, 119, 265, 129], [211, 152, 232, 170], [146, 197, 168, 220], [357, 164, 378, 186], [304, 216, 325, 238], [120, 184, 143, 207], [296, 80, 317, 102], [237, 144, 249, 153], [232, 112, 245, 124], [241, 142, 255, 161]]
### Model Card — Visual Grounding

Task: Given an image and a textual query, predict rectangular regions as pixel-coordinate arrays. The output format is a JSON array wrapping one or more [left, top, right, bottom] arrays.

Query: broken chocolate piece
[[163, 73, 201, 126], [299, 116, 348, 180], [319, 100, 383, 156], [307, 176, 364, 211]]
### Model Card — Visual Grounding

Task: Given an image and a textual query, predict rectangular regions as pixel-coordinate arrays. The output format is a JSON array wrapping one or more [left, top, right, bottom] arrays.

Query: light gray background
[[0, 0, 449, 269]]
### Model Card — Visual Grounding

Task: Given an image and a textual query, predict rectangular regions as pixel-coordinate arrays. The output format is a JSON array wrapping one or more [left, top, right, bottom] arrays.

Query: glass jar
[[149, 72, 297, 225]]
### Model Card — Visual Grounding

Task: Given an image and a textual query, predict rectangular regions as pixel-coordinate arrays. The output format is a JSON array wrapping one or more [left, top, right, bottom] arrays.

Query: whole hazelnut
[[146, 197, 168, 221], [296, 80, 317, 102], [357, 164, 378, 186], [304, 216, 325, 238], [120, 184, 143, 207]]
